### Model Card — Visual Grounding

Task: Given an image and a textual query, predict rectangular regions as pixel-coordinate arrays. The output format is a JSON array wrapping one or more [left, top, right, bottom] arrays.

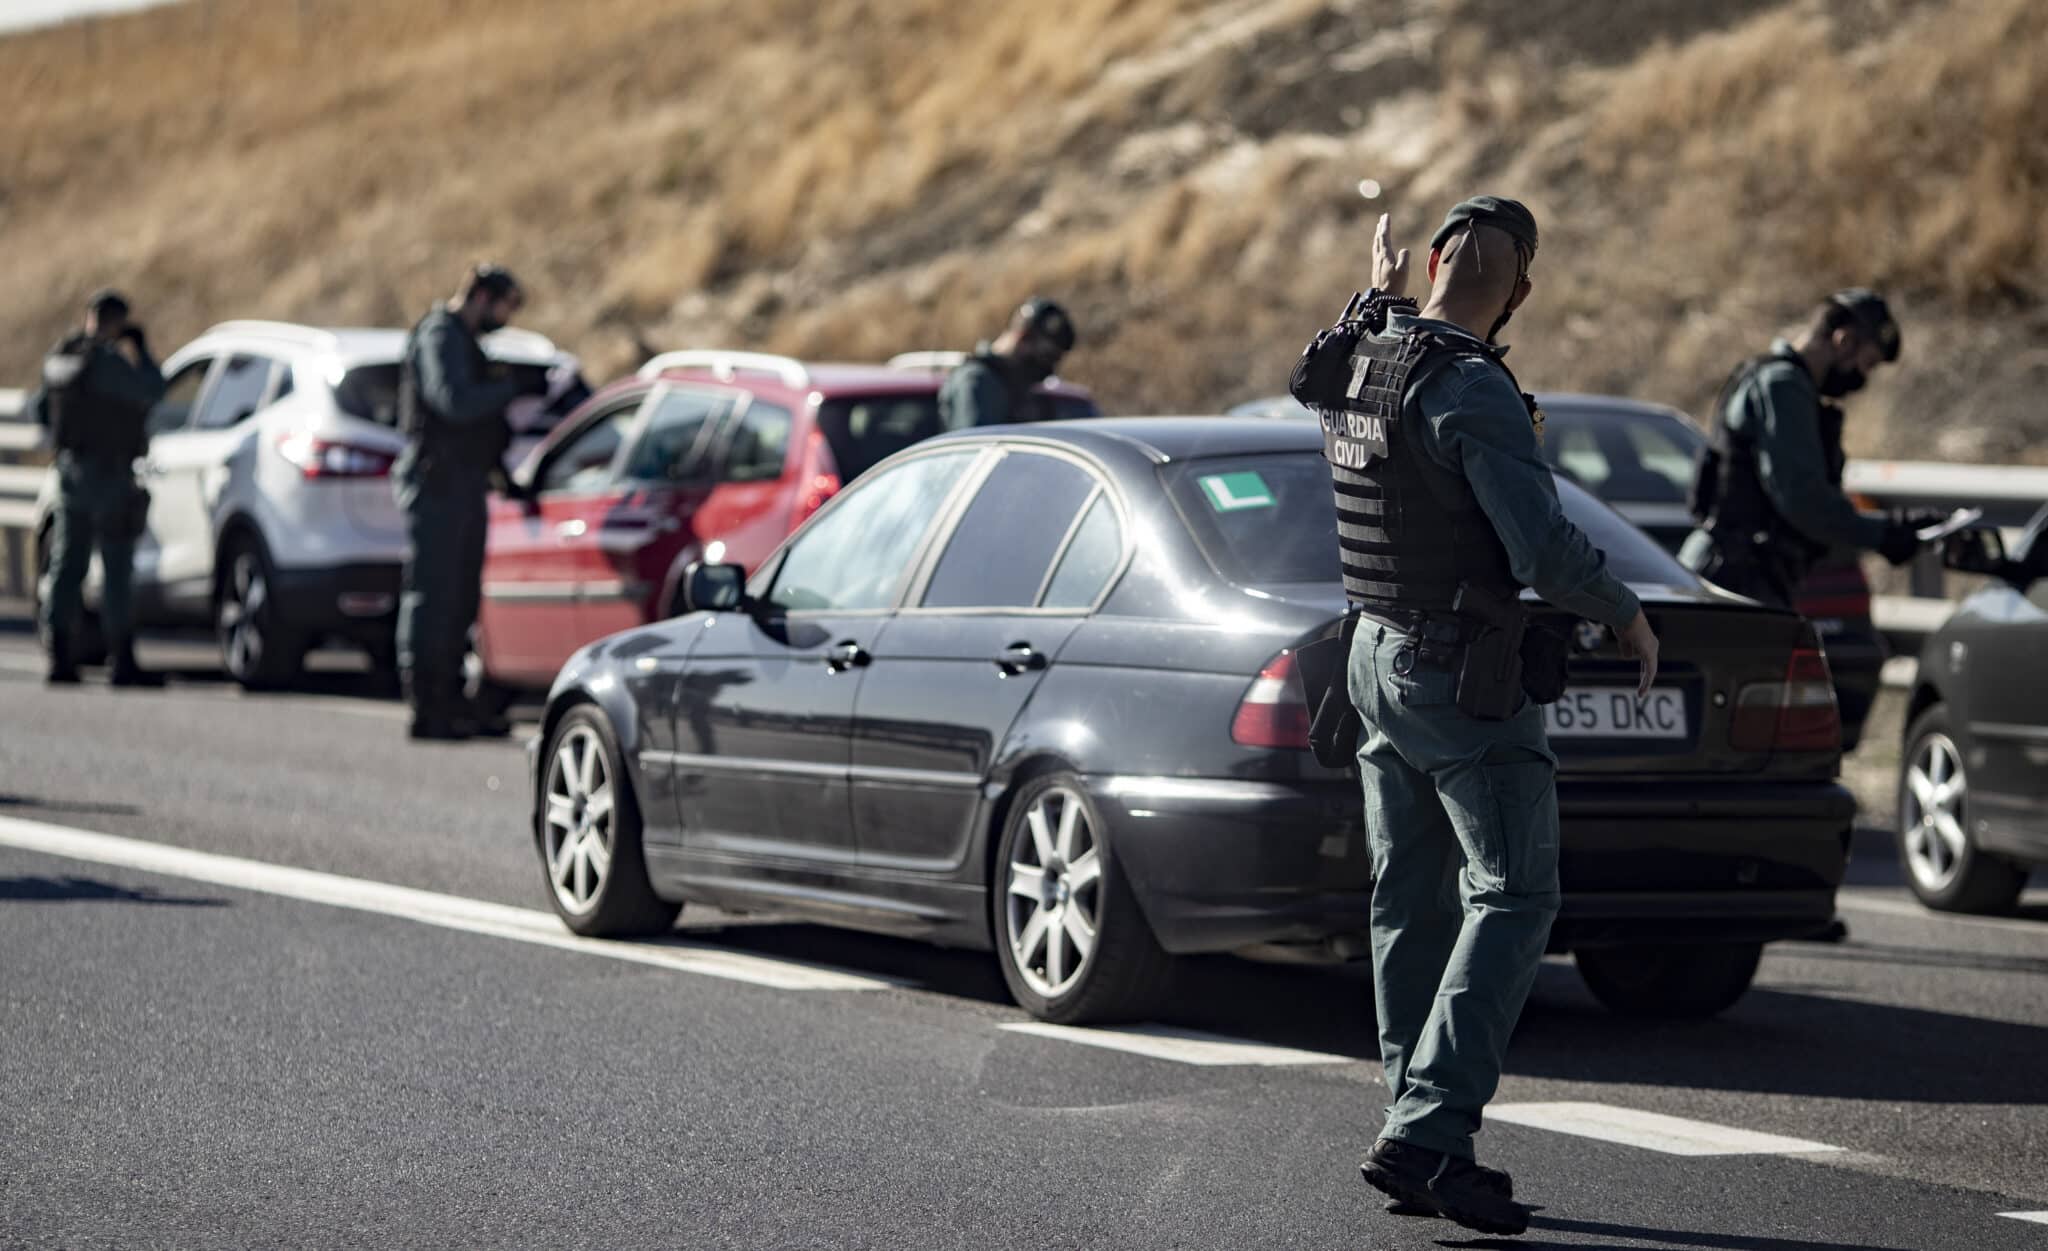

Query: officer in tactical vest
[[28, 288, 166, 686], [1680, 290, 1928, 608], [395, 264, 546, 740], [1290, 200, 1657, 1236], [936, 297, 1076, 430]]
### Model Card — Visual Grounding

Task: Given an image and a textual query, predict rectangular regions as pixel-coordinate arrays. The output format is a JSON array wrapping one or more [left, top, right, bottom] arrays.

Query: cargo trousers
[[40, 457, 138, 658], [394, 455, 489, 715], [1347, 622, 1560, 1160]]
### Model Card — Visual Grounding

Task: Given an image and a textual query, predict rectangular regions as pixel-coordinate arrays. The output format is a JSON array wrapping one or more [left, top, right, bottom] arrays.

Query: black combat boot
[[1360, 1138, 1528, 1236], [45, 634, 80, 686], [109, 643, 164, 688], [405, 670, 474, 741]]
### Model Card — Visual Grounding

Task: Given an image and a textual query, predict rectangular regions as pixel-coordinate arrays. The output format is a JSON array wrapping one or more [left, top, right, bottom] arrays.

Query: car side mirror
[[1942, 527, 2008, 577], [681, 561, 748, 614]]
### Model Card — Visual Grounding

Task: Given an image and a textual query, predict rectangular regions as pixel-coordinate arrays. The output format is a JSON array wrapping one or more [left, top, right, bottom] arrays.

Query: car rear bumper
[[1085, 773, 1854, 957], [270, 561, 403, 640]]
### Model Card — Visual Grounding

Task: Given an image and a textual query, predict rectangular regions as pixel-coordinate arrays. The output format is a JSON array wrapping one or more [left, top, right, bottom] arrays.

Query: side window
[[622, 388, 724, 483], [1617, 418, 1698, 502], [767, 451, 977, 613], [1041, 493, 1125, 608], [193, 354, 274, 430], [1550, 424, 1609, 490], [539, 403, 639, 494], [147, 360, 210, 436], [720, 400, 792, 483], [921, 451, 1097, 609]]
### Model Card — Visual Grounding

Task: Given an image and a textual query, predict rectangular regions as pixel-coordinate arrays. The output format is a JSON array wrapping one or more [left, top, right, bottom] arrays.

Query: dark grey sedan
[[1896, 506, 2048, 912], [530, 418, 1854, 1023]]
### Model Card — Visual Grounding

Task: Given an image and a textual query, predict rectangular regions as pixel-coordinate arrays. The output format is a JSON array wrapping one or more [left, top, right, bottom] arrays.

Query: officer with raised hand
[[1681, 289, 1926, 608], [394, 263, 545, 741], [937, 297, 1077, 430], [29, 288, 166, 687], [1290, 198, 1656, 1237]]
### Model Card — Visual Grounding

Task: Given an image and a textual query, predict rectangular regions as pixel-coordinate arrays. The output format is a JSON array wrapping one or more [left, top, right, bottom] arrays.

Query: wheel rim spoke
[[1905, 766, 1934, 810], [1025, 805, 1055, 865], [556, 746, 582, 800], [1008, 863, 1044, 899], [551, 834, 578, 890], [1015, 905, 1051, 966], [1046, 920, 1067, 985], [581, 743, 602, 795], [546, 794, 576, 831], [584, 786, 614, 824], [1065, 850, 1100, 892], [1055, 795, 1081, 862], [1060, 904, 1096, 962], [584, 831, 611, 879]]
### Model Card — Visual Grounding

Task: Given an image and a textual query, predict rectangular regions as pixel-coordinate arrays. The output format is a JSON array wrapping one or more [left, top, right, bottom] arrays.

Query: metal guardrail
[[1, 388, 46, 599]]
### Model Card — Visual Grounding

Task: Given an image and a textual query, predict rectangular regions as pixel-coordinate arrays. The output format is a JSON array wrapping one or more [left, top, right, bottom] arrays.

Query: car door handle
[[556, 519, 588, 538], [992, 642, 1048, 676], [825, 640, 872, 673]]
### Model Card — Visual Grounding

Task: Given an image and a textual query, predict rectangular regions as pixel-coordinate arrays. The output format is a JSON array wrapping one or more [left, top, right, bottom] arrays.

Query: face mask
[[1820, 365, 1866, 397], [479, 313, 507, 335]]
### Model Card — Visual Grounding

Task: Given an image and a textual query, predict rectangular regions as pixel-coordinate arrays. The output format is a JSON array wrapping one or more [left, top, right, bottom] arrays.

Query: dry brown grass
[[3, 0, 2046, 463]]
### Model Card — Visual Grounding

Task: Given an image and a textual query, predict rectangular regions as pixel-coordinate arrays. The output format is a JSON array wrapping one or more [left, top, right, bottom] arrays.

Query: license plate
[[1543, 687, 1688, 739]]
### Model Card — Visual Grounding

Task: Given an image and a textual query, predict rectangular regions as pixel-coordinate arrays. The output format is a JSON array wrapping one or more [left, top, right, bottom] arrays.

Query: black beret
[[1829, 288, 1901, 362], [1429, 196, 1539, 261]]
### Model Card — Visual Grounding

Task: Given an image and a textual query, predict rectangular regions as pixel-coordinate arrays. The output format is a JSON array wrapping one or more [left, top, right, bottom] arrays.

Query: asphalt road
[[4, 623, 2047, 1249]]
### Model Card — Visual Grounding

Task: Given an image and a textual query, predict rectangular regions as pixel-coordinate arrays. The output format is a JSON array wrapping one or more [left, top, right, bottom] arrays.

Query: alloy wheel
[[220, 550, 268, 680], [1902, 731, 1968, 893], [1004, 786, 1102, 999], [544, 725, 615, 915]]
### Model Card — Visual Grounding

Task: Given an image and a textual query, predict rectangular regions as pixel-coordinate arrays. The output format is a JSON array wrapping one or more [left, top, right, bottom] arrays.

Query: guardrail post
[[1908, 548, 1944, 598]]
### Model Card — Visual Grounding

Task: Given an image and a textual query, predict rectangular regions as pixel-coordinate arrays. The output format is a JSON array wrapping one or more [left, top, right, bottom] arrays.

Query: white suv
[[33, 320, 583, 688]]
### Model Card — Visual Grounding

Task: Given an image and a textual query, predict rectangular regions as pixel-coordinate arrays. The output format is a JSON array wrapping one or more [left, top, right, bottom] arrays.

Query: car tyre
[[538, 706, 679, 937], [32, 525, 109, 667], [1574, 942, 1762, 1019], [1897, 704, 2026, 914], [217, 535, 306, 690], [990, 773, 1174, 1024]]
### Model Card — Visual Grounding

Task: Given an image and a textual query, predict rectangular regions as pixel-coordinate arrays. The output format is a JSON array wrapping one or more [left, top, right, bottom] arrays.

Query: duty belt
[[1353, 603, 1475, 647]]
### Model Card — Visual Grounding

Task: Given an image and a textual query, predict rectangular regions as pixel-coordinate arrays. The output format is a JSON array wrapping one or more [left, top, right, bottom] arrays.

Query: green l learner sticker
[[1198, 471, 1275, 512]]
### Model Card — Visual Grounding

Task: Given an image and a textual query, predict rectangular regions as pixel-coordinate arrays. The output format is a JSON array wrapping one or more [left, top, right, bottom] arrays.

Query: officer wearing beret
[[937, 297, 1077, 430], [1292, 198, 1657, 1235], [28, 288, 166, 687], [1681, 290, 1927, 608]]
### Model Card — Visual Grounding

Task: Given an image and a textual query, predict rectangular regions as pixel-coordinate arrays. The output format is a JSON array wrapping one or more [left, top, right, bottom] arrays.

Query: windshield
[[1161, 451, 1696, 588], [330, 361, 586, 433]]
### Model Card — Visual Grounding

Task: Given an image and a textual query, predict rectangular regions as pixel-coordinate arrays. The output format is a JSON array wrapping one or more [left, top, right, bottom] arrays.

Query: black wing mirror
[[680, 561, 748, 614], [1942, 527, 2009, 577]]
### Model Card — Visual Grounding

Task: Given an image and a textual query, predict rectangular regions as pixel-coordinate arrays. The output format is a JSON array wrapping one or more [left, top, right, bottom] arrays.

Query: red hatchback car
[[473, 351, 1098, 693]]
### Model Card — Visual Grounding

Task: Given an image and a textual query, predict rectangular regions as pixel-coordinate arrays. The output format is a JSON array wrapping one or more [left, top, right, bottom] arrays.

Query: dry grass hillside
[[4, 0, 2046, 462]]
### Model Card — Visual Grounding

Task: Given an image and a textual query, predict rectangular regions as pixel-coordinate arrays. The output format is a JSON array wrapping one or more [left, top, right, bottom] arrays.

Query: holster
[[1518, 622, 1570, 705], [123, 481, 151, 540], [1293, 612, 1362, 769], [1451, 582, 1528, 721]]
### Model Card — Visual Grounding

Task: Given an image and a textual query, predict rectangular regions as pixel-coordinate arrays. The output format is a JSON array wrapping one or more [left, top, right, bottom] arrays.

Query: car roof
[[642, 352, 1092, 402], [930, 415, 1322, 465], [1535, 392, 1701, 428], [185, 321, 567, 369]]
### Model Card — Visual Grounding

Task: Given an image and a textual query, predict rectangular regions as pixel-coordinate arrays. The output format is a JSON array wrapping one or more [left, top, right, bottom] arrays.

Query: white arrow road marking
[[1000, 1022, 1352, 1067], [1999, 1212, 2048, 1226], [1488, 1102, 1841, 1156], [0, 815, 897, 992]]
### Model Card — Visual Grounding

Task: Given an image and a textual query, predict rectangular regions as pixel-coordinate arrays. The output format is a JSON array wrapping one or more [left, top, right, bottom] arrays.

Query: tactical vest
[[44, 333, 147, 468], [398, 310, 512, 472], [1691, 348, 1842, 579], [945, 349, 1056, 427], [1318, 329, 1521, 612]]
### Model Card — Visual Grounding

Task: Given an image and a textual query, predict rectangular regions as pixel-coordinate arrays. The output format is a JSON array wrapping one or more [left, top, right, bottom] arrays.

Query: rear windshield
[[1160, 451, 1695, 588], [331, 362, 586, 434], [816, 390, 1103, 483]]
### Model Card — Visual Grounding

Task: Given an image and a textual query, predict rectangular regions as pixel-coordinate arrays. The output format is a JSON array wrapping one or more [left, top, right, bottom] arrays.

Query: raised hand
[[1372, 213, 1411, 299]]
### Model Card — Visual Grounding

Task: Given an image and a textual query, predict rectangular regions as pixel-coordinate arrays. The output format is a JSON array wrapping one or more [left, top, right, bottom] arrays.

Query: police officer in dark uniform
[[936, 297, 1076, 430], [1291, 200, 1657, 1236], [1681, 290, 1926, 606], [28, 288, 166, 687], [395, 264, 545, 740]]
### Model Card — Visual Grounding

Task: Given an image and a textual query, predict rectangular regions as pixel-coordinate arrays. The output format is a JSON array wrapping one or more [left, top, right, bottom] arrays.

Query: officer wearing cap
[[937, 297, 1077, 430], [394, 264, 548, 740], [1290, 197, 1657, 1235], [1681, 289, 1926, 608], [28, 288, 166, 687]]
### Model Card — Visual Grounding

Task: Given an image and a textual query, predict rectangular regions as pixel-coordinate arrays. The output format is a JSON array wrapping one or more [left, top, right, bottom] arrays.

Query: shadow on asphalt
[[1447, 1215, 1913, 1251], [0, 874, 227, 907], [0, 793, 141, 818]]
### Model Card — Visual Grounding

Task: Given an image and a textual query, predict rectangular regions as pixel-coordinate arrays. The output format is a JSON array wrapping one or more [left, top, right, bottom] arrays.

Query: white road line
[[1835, 888, 2048, 940], [1487, 1102, 1841, 1156], [0, 815, 896, 992], [1000, 1022, 1352, 1067], [1999, 1212, 2048, 1226]]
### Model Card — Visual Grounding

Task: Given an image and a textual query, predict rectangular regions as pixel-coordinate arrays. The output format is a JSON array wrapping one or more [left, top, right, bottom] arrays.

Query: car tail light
[[1232, 650, 1312, 751], [1729, 647, 1839, 752], [789, 430, 841, 528], [277, 433, 395, 479]]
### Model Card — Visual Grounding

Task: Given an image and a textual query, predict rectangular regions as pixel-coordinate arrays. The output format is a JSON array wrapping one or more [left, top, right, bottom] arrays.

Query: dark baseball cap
[[1829, 288, 1901, 362], [86, 288, 131, 319], [1015, 297, 1076, 353], [468, 263, 523, 301], [1430, 195, 1539, 262]]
